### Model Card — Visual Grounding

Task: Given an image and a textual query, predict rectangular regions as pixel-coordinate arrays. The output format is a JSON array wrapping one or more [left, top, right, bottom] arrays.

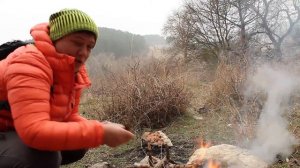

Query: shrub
[[205, 52, 261, 146], [206, 60, 246, 109], [86, 57, 191, 131]]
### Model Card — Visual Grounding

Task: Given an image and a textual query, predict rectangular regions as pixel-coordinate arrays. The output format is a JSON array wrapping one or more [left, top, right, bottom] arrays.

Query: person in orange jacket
[[0, 8, 134, 168]]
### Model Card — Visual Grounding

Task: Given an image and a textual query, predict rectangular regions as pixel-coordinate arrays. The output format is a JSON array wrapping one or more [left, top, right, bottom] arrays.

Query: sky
[[0, 0, 184, 44]]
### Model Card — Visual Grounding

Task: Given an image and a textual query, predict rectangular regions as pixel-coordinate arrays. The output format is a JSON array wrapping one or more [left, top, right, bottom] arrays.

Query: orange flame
[[195, 139, 221, 168], [198, 139, 211, 148], [207, 159, 221, 168]]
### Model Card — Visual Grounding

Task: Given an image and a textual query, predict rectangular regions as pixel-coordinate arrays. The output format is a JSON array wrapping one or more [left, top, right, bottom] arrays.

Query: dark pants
[[0, 131, 87, 168]]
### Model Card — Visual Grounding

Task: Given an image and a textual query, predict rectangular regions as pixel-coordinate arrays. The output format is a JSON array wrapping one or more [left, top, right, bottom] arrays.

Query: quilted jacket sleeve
[[68, 88, 88, 122], [4, 51, 104, 151], [68, 113, 88, 122]]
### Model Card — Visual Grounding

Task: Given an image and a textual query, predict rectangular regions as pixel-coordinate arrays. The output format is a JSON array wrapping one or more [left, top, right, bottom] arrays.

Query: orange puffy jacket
[[0, 23, 104, 151]]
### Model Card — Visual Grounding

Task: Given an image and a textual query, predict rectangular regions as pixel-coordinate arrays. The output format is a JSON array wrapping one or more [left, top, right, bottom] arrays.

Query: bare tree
[[164, 0, 300, 62], [163, 9, 196, 61], [223, 0, 260, 51], [251, 0, 300, 58], [164, 0, 256, 61], [185, 0, 235, 55]]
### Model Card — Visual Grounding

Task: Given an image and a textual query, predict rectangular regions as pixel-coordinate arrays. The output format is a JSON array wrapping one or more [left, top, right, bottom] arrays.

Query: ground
[[62, 70, 300, 168], [62, 112, 234, 168], [62, 86, 241, 168], [62, 108, 300, 167]]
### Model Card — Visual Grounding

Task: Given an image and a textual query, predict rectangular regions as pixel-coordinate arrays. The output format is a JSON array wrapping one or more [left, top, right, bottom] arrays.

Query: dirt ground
[[63, 109, 300, 167]]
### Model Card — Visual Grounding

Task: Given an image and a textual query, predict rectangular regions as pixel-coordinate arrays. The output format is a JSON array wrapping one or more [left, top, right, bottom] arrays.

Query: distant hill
[[92, 28, 167, 57], [92, 27, 148, 57], [144, 34, 167, 47]]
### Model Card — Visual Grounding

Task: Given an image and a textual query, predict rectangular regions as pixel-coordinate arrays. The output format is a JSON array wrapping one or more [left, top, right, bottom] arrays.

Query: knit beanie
[[49, 9, 99, 41]]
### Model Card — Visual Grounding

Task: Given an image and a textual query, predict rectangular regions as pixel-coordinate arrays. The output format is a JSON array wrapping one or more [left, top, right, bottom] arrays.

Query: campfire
[[190, 139, 221, 168], [123, 131, 269, 168], [91, 131, 269, 168], [127, 131, 222, 168]]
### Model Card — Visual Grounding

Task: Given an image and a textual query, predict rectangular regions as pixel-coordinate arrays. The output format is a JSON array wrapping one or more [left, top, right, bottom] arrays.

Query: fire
[[194, 139, 210, 162], [195, 139, 221, 168], [198, 139, 211, 148], [207, 159, 221, 168]]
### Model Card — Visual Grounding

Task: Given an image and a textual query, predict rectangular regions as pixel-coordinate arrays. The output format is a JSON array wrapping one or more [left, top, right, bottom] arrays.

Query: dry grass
[[206, 60, 245, 109], [205, 55, 264, 147], [202, 55, 300, 167]]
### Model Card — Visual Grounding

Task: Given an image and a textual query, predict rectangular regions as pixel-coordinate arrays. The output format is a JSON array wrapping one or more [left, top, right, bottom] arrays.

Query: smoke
[[246, 64, 299, 163]]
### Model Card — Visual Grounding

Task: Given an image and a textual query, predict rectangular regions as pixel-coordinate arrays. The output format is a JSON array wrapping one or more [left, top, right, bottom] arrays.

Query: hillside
[[143, 34, 167, 47], [91, 28, 167, 58]]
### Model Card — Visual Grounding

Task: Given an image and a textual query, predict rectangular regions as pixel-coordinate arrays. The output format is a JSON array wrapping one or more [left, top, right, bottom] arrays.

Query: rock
[[187, 144, 268, 168]]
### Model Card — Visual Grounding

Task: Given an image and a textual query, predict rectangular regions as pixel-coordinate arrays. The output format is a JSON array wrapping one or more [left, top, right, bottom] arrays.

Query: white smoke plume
[[247, 64, 299, 163]]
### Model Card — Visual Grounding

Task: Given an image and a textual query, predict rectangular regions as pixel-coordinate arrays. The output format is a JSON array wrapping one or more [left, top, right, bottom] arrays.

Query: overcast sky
[[0, 0, 183, 44]]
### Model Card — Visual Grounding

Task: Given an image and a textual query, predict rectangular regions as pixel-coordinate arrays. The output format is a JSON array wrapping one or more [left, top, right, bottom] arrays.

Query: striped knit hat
[[49, 9, 99, 41]]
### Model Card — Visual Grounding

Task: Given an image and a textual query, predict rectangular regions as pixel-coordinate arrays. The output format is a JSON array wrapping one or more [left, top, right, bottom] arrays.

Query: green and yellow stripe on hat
[[49, 9, 99, 41]]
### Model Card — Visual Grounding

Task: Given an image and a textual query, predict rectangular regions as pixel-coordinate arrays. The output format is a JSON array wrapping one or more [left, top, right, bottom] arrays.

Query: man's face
[[54, 31, 96, 73]]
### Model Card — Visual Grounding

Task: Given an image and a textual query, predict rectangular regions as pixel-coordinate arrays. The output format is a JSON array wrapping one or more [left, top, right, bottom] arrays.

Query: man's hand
[[102, 121, 134, 147]]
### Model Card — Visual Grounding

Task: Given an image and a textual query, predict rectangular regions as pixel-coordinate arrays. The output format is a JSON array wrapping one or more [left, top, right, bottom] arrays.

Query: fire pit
[[126, 131, 222, 168], [125, 131, 268, 168]]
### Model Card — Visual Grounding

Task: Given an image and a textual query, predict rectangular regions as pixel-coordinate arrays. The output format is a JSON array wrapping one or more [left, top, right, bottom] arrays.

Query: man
[[0, 8, 134, 168]]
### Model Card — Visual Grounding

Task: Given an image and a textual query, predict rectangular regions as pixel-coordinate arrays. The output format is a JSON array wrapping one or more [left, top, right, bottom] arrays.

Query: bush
[[206, 60, 246, 109], [86, 57, 191, 131], [204, 52, 261, 146]]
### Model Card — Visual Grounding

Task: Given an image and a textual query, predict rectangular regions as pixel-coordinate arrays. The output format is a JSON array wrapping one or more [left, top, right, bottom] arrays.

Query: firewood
[[153, 156, 168, 168]]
